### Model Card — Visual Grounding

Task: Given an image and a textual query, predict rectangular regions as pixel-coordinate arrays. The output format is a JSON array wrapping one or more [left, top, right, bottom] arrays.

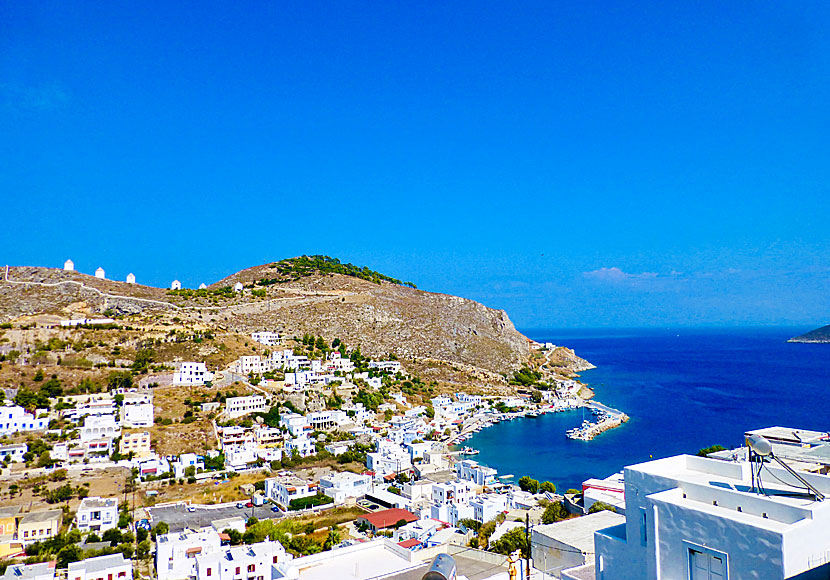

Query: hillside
[[0, 258, 592, 387], [788, 325, 830, 343]]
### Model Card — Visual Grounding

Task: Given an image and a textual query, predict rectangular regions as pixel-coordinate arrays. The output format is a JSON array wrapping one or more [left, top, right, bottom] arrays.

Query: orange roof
[[358, 508, 418, 529], [398, 538, 420, 549]]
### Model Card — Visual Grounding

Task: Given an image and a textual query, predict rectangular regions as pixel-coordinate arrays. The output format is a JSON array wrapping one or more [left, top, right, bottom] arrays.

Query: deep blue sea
[[465, 327, 830, 490]]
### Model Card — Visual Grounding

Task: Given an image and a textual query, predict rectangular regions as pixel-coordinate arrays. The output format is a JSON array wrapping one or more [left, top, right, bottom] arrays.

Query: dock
[[566, 402, 629, 441]]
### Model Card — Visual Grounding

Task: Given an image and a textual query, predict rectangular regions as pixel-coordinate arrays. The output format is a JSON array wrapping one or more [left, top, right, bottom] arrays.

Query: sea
[[464, 327, 830, 491]]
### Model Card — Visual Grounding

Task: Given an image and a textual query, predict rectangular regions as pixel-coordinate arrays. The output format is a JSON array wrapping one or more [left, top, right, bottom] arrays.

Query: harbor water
[[464, 327, 830, 490]]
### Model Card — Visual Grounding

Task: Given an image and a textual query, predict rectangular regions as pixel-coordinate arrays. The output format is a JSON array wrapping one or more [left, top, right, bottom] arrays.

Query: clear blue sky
[[2, 2, 829, 329]]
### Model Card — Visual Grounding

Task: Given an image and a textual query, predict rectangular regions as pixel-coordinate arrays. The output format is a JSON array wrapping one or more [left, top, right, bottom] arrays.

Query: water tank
[[422, 554, 456, 580]]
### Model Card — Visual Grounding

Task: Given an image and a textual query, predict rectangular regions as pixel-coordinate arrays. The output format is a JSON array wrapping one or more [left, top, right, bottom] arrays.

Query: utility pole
[[526, 513, 531, 580]]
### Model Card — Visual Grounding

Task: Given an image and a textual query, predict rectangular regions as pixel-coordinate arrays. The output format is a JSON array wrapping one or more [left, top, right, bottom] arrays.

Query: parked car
[[271, 506, 280, 512], [245, 502, 253, 508], [236, 502, 245, 509]]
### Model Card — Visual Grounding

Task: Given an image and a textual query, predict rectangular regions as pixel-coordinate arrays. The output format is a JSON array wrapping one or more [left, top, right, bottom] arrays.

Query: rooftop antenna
[[746, 434, 825, 501]]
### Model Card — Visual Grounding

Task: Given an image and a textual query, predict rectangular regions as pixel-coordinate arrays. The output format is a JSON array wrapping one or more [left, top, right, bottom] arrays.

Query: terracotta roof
[[358, 508, 418, 529], [398, 538, 420, 549]]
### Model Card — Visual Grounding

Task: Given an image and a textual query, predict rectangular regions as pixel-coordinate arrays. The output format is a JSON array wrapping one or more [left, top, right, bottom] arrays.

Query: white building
[[63, 259, 74, 271], [470, 494, 508, 524], [0, 405, 47, 436], [533, 510, 624, 579], [198, 283, 207, 290], [224, 445, 258, 472], [285, 434, 316, 458], [80, 415, 120, 442], [95, 267, 105, 279], [0, 443, 27, 463], [369, 361, 402, 374], [251, 332, 281, 346], [121, 397, 154, 428], [1, 562, 55, 580], [265, 474, 319, 509], [233, 282, 243, 292], [367, 439, 412, 478], [75, 496, 119, 533], [126, 273, 136, 284], [173, 362, 212, 386], [194, 540, 290, 580], [225, 395, 267, 419], [171, 453, 205, 479], [171, 280, 181, 290], [593, 444, 830, 580], [67, 554, 132, 580], [156, 528, 222, 580], [456, 459, 498, 487], [279, 413, 311, 437], [307, 409, 347, 431], [319, 472, 372, 503]]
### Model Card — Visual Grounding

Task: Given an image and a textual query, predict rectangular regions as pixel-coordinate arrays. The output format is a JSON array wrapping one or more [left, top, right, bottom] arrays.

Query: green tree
[[696, 444, 726, 457], [223, 528, 242, 545], [56, 544, 83, 568], [542, 501, 569, 524], [152, 522, 169, 539], [588, 501, 616, 514], [490, 527, 529, 558], [518, 476, 539, 494], [539, 481, 556, 494], [323, 527, 340, 551]]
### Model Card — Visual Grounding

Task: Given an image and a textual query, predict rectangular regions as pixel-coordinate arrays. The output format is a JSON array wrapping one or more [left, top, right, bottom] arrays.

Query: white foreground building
[[592, 446, 830, 580], [67, 554, 132, 580]]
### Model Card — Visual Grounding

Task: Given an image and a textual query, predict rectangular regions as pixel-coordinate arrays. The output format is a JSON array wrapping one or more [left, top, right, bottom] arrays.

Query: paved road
[[147, 503, 282, 532]]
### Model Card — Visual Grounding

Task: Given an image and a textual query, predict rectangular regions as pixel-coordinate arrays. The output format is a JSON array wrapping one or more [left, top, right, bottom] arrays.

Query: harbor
[[565, 401, 630, 441]]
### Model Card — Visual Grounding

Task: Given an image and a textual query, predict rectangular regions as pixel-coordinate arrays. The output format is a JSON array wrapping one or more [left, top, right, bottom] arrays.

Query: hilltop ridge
[[0, 258, 592, 388]]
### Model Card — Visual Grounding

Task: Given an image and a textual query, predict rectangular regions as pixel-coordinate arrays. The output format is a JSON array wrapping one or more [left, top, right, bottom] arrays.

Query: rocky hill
[[788, 325, 830, 343], [0, 258, 591, 388]]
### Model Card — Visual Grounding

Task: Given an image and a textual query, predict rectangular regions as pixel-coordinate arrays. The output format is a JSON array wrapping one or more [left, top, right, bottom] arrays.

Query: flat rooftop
[[533, 511, 625, 553]]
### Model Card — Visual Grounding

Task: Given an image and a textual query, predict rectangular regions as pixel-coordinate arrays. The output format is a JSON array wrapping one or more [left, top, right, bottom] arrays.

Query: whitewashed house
[[155, 528, 222, 580], [120, 395, 154, 428], [319, 472, 372, 503], [193, 540, 290, 580], [265, 474, 318, 509], [0, 405, 47, 436], [280, 413, 312, 437], [225, 395, 267, 419], [80, 415, 120, 442], [171, 453, 205, 479], [95, 267, 105, 279], [75, 496, 118, 532], [224, 445, 258, 472], [456, 459, 498, 487], [63, 259, 74, 271], [0, 444, 27, 463], [173, 362, 212, 386], [233, 282, 243, 292], [126, 273, 136, 284], [67, 554, 132, 580], [285, 434, 316, 458], [171, 280, 181, 290], [251, 331, 281, 346], [1, 562, 55, 580], [198, 283, 207, 290]]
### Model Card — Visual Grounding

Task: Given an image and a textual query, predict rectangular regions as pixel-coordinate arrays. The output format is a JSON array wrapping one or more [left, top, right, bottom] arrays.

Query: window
[[247, 565, 255, 573], [272, 557, 278, 564], [206, 570, 211, 577], [235, 568, 240, 575], [108, 574, 113, 580], [639, 508, 647, 547]]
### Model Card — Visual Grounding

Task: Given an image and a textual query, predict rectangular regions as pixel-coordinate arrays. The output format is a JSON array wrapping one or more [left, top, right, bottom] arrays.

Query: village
[[0, 296, 629, 580]]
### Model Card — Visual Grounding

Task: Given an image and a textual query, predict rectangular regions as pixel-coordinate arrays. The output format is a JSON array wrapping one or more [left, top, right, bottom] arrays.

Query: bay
[[464, 327, 830, 490]]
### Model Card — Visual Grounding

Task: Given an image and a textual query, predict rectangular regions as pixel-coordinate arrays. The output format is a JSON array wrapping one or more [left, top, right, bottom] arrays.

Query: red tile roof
[[398, 538, 420, 549], [358, 508, 418, 529]]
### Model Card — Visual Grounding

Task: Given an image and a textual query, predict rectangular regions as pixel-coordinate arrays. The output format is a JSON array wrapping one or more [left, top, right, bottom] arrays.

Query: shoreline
[[444, 397, 628, 449]]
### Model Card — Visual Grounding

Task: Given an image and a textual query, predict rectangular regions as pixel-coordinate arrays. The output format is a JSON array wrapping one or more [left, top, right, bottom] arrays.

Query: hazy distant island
[[788, 325, 830, 343]]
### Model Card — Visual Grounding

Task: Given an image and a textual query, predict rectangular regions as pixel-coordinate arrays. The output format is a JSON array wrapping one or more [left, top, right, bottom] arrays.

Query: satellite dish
[[746, 434, 772, 457]]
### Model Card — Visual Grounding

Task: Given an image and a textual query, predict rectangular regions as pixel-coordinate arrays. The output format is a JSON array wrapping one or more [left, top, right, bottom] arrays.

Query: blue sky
[[2, 2, 829, 328]]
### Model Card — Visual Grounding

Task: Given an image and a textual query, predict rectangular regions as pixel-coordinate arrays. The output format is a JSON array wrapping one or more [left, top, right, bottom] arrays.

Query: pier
[[566, 401, 629, 441]]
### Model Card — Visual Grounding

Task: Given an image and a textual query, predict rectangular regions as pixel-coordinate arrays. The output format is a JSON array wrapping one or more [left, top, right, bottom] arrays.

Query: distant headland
[[788, 325, 830, 343]]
